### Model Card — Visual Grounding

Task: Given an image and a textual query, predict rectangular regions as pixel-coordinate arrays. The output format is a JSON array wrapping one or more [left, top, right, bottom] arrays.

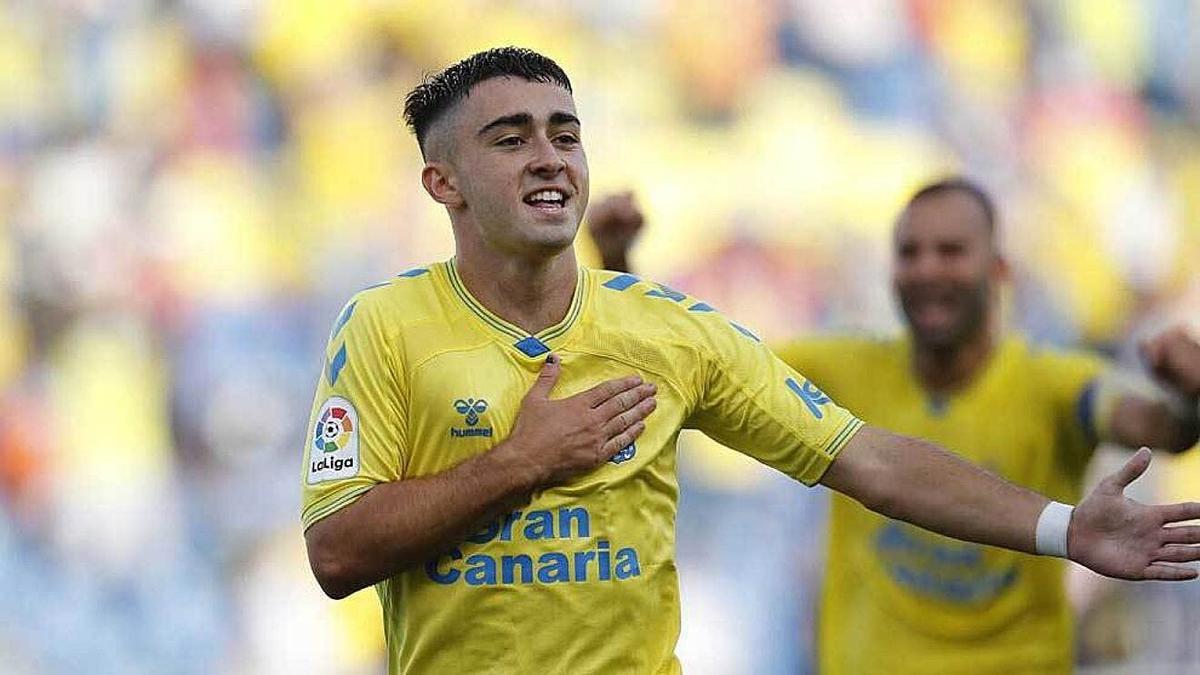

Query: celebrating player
[[302, 48, 1200, 674], [589, 179, 1200, 673]]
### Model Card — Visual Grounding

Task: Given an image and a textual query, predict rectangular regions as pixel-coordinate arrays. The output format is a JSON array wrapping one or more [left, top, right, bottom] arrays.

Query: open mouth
[[523, 188, 568, 213]]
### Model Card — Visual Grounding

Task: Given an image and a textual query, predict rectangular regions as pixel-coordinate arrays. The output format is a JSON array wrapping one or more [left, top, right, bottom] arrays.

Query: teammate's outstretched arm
[[821, 425, 1200, 581], [1106, 326, 1200, 452], [305, 356, 657, 599]]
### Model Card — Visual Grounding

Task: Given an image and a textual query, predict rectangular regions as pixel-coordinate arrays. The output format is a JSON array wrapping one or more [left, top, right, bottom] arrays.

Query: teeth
[[527, 189, 565, 204]]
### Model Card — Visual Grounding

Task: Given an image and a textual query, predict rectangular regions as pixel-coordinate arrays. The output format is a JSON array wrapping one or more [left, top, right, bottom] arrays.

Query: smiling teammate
[[590, 179, 1200, 673], [301, 49, 1200, 675]]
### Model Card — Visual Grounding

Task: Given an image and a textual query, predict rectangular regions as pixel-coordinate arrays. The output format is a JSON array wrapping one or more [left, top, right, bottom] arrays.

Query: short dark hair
[[906, 177, 997, 235], [403, 47, 573, 158]]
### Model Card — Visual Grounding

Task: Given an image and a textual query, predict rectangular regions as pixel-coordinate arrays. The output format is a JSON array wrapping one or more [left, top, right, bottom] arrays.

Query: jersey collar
[[442, 258, 589, 358]]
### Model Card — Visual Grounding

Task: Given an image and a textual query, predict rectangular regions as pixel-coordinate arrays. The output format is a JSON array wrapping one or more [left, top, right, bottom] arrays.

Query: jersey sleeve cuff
[[301, 484, 374, 531], [797, 416, 865, 486]]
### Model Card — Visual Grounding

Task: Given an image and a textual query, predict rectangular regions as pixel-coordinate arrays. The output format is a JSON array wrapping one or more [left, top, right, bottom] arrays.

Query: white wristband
[[1035, 501, 1074, 558]]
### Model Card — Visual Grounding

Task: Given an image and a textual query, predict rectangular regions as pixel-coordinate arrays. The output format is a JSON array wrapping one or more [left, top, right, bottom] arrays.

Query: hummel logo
[[451, 398, 493, 439], [454, 398, 488, 426]]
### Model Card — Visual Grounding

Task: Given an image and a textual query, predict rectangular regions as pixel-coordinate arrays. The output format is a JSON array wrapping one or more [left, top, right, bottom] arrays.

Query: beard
[[898, 278, 991, 353]]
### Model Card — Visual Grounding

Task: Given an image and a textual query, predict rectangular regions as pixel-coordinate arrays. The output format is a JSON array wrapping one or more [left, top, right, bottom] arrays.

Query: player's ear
[[992, 252, 1011, 282], [422, 162, 464, 208]]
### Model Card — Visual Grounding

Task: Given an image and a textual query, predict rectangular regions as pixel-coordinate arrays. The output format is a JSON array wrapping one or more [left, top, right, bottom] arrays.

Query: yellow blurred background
[[1, 1, 1198, 673]]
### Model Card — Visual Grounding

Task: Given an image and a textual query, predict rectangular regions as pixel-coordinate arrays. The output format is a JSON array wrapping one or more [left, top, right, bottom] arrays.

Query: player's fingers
[[602, 421, 645, 459], [525, 354, 562, 401], [1100, 447, 1152, 492], [1153, 545, 1200, 564], [1161, 525, 1200, 544], [1142, 563, 1199, 582], [579, 374, 644, 408], [601, 396, 656, 437], [1157, 501, 1200, 525], [1139, 336, 1164, 366], [593, 382, 655, 420]]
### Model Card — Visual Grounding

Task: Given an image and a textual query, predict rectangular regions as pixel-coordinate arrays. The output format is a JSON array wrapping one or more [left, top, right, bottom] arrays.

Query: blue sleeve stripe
[[602, 273, 640, 291], [730, 321, 761, 342], [328, 343, 348, 386], [330, 301, 357, 339], [645, 286, 687, 302], [1076, 379, 1099, 443]]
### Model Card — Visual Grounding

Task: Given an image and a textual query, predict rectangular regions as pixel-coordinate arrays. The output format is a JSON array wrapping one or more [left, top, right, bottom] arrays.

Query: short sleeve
[[301, 291, 408, 530], [1034, 348, 1106, 470], [685, 316, 864, 485]]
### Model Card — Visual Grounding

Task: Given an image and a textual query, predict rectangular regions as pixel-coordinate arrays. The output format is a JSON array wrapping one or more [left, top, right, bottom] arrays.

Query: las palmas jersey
[[301, 260, 864, 675], [774, 336, 1104, 675]]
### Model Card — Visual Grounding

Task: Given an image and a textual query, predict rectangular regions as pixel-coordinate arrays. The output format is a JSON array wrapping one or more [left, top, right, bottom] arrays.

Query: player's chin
[[523, 206, 580, 234], [913, 322, 972, 351], [906, 311, 960, 346], [521, 223, 580, 254]]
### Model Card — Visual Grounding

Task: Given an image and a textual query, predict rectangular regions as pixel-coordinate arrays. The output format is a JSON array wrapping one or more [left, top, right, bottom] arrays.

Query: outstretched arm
[[821, 425, 1200, 581], [1107, 326, 1200, 452]]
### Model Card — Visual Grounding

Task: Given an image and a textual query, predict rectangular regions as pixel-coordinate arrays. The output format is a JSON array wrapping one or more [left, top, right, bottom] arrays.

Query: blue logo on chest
[[609, 443, 636, 464], [451, 398, 493, 438]]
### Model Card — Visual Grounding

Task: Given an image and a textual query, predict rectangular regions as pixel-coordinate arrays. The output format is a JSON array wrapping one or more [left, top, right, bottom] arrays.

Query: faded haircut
[[403, 47, 573, 158]]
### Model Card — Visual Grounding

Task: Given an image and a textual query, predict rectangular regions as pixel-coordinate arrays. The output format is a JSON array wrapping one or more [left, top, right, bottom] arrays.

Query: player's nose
[[901, 250, 944, 282], [527, 137, 566, 176]]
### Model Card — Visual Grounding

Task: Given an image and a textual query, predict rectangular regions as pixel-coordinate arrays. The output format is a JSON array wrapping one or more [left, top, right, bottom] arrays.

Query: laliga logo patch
[[308, 396, 360, 484], [609, 443, 636, 464]]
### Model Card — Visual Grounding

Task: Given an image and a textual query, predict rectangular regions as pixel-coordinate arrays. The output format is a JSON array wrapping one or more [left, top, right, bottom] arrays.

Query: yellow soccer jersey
[[301, 260, 864, 675], [774, 336, 1105, 675]]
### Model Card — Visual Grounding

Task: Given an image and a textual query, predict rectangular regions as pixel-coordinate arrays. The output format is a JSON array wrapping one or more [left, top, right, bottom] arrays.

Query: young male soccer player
[[302, 49, 1200, 674], [589, 179, 1200, 673]]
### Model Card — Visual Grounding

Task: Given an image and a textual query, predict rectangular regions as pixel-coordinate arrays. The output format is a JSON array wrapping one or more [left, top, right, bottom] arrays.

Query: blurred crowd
[[1, 1, 1198, 673]]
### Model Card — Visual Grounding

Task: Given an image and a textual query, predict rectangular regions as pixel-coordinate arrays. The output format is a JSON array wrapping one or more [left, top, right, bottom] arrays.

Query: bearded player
[[589, 180, 1200, 673]]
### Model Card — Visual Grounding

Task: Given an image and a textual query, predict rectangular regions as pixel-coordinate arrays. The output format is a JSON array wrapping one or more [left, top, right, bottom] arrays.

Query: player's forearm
[[305, 441, 542, 599], [599, 250, 631, 273], [821, 425, 1048, 555], [1109, 393, 1199, 453]]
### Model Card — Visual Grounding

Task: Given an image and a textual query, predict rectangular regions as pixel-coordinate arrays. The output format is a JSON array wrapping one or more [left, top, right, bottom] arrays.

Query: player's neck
[[454, 245, 580, 336], [911, 329, 996, 396]]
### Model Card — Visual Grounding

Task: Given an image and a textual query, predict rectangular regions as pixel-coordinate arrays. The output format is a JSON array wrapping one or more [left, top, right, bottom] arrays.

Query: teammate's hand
[[502, 354, 657, 487], [587, 191, 644, 272], [1067, 447, 1200, 580], [1141, 325, 1200, 397]]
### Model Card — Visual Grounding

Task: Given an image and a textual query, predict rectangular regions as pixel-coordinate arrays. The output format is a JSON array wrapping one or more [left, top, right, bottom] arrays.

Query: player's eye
[[938, 242, 965, 257], [554, 133, 580, 146], [496, 136, 524, 147]]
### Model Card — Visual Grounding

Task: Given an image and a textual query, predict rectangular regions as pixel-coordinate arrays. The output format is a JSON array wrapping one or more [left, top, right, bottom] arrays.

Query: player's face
[[447, 77, 588, 258], [892, 190, 998, 351]]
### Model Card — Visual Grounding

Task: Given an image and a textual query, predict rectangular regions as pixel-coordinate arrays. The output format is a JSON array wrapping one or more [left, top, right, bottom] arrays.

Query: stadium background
[[1, 1, 1198, 673]]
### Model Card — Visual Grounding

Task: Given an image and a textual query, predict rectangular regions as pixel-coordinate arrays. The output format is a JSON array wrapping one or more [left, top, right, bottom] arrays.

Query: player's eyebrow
[[478, 113, 532, 137], [477, 111, 580, 137], [548, 111, 580, 127]]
